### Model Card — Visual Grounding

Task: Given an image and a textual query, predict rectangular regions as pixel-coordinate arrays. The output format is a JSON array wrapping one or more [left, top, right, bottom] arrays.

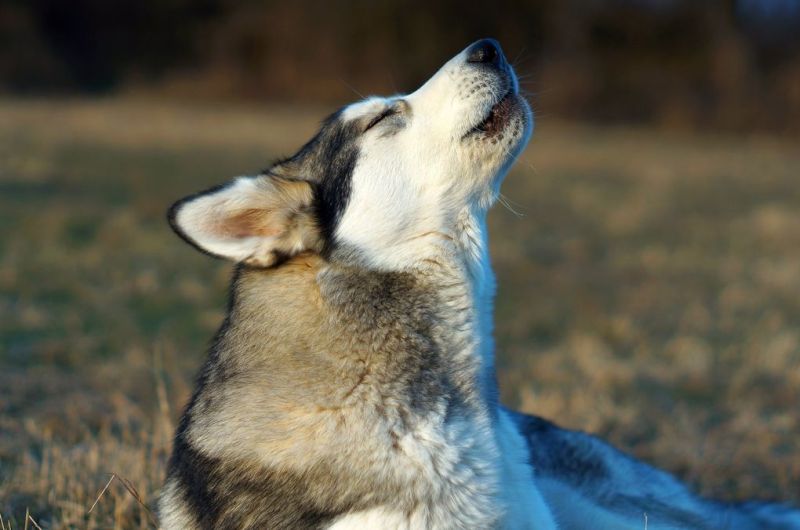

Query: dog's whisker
[[338, 77, 366, 99], [497, 193, 525, 217]]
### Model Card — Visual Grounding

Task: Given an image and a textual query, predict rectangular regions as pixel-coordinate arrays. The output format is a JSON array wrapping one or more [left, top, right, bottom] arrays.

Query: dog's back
[[514, 411, 800, 529]]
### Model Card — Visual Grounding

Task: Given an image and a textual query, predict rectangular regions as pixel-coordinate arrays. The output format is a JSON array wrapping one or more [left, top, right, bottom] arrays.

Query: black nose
[[466, 38, 504, 66]]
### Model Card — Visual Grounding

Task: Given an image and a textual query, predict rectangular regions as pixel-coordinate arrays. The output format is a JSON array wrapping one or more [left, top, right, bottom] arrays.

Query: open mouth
[[470, 92, 515, 136]]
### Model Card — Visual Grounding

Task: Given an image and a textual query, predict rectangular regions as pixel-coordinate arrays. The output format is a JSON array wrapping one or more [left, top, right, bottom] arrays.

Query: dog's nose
[[466, 38, 504, 66]]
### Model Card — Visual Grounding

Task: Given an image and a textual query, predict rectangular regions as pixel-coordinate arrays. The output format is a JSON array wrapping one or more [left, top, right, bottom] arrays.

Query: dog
[[159, 39, 800, 529]]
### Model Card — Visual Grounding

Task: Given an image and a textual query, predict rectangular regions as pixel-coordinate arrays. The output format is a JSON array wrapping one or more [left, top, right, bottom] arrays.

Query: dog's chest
[[324, 408, 557, 530], [326, 410, 504, 529]]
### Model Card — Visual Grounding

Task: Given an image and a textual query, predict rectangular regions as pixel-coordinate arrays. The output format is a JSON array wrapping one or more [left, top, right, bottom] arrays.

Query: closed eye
[[364, 107, 399, 132]]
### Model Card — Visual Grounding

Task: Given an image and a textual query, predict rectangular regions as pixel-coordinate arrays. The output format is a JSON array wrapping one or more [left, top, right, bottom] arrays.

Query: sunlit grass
[[1, 98, 798, 527]]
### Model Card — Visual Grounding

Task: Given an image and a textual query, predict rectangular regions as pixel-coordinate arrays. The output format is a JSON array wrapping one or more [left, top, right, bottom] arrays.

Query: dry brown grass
[[1, 98, 798, 527]]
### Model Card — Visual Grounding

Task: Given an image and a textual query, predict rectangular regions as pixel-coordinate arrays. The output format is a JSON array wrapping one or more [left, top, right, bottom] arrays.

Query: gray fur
[[162, 254, 494, 528]]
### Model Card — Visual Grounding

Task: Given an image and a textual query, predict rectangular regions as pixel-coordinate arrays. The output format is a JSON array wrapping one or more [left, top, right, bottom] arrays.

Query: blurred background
[[3, 0, 800, 132], [1, 0, 799, 527]]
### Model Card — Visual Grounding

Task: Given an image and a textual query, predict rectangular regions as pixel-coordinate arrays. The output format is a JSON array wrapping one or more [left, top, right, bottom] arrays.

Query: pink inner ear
[[216, 208, 281, 239]]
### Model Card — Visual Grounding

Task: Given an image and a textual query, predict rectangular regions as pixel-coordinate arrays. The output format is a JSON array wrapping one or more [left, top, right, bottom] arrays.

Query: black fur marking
[[275, 109, 361, 256], [167, 432, 343, 529], [313, 131, 359, 254], [509, 411, 611, 486]]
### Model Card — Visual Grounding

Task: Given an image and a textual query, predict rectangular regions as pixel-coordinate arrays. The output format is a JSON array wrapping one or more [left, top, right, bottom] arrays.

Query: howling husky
[[159, 40, 800, 529]]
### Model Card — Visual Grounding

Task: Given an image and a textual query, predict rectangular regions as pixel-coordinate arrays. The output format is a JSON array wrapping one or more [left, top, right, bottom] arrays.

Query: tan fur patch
[[221, 208, 281, 238]]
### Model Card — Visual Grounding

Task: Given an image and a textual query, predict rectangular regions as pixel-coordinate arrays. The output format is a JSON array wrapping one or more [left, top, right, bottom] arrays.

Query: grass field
[[1, 98, 799, 528]]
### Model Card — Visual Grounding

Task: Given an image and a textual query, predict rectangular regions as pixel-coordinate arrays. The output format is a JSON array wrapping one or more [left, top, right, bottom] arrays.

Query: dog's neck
[[331, 202, 496, 290], [327, 204, 499, 409]]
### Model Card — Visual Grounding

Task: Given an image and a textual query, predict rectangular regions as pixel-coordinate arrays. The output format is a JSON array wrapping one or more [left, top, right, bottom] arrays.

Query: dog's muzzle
[[463, 39, 523, 139]]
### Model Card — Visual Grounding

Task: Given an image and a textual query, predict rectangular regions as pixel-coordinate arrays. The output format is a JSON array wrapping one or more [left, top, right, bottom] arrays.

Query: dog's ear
[[168, 175, 321, 267]]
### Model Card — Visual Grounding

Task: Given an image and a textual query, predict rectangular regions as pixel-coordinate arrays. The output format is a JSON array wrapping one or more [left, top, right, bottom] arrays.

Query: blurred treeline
[[2, 0, 799, 134]]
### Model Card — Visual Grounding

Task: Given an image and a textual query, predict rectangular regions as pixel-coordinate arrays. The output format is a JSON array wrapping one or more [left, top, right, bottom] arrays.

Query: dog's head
[[170, 39, 532, 270]]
